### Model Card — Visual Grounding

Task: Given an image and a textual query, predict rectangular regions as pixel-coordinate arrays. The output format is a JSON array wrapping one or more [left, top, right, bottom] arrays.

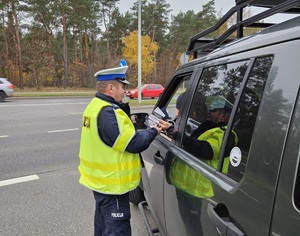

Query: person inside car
[[159, 95, 238, 172], [183, 96, 237, 164]]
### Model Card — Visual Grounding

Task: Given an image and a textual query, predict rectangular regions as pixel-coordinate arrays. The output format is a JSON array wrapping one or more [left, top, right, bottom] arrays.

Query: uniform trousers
[[93, 191, 131, 236]]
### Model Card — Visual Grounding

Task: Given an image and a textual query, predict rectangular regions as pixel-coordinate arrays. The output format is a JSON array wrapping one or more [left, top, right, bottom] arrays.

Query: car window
[[158, 74, 192, 140], [180, 56, 273, 181], [227, 56, 273, 181], [290, 89, 300, 210], [180, 61, 249, 175]]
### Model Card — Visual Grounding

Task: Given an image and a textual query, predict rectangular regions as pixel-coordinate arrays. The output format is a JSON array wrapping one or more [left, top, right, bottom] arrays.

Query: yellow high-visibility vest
[[78, 98, 141, 194], [169, 127, 237, 198]]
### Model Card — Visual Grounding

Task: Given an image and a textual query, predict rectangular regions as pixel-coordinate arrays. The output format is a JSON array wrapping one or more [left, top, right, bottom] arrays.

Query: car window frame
[[174, 58, 257, 175]]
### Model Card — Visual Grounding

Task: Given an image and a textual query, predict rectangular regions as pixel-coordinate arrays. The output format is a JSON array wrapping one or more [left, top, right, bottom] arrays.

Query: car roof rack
[[187, 0, 300, 59]]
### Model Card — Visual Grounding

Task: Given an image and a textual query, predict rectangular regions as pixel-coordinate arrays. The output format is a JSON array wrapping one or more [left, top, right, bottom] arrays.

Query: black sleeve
[[97, 106, 120, 147], [224, 132, 236, 156], [126, 128, 158, 153], [119, 102, 131, 117], [182, 134, 214, 160]]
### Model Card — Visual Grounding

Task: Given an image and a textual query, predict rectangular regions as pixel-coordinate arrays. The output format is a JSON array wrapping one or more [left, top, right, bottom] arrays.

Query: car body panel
[[270, 87, 300, 234], [141, 135, 173, 235], [0, 78, 14, 100], [140, 14, 300, 236]]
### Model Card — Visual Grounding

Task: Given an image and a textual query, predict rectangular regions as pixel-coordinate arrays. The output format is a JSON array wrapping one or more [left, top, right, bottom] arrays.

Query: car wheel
[[129, 185, 145, 205], [0, 91, 5, 102], [141, 93, 144, 100]]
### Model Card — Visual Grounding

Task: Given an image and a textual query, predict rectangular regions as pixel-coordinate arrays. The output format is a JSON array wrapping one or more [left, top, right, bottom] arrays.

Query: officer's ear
[[108, 83, 115, 94]]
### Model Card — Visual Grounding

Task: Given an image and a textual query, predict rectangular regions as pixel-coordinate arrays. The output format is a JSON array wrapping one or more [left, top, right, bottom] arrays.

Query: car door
[[153, 84, 159, 97], [141, 72, 194, 235], [162, 50, 295, 235], [269, 87, 300, 235], [143, 85, 152, 98]]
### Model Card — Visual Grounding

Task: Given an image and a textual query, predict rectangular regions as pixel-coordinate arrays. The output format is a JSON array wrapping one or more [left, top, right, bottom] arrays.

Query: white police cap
[[94, 60, 130, 85]]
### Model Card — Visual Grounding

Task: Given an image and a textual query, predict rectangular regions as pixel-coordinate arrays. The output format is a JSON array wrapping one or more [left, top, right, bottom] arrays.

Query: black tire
[[129, 185, 145, 205], [0, 91, 5, 102]]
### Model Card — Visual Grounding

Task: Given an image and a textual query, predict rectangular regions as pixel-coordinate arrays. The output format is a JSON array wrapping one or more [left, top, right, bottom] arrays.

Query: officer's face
[[111, 81, 127, 102]]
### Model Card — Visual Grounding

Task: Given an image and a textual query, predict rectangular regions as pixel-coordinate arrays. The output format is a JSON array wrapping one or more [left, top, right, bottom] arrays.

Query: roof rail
[[187, 0, 300, 59]]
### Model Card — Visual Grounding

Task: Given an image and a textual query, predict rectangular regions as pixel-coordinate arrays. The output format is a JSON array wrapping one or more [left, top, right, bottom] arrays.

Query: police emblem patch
[[83, 116, 91, 128]]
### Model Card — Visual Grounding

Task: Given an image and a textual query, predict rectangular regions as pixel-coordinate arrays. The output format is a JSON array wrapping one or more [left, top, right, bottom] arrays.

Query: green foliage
[[0, 0, 233, 89], [167, 0, 218, 53], [128, 0, 171, 51]]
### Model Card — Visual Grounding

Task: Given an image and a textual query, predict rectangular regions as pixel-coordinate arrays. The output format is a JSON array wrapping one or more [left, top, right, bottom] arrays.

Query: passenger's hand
[[159, 119, 172, 130]]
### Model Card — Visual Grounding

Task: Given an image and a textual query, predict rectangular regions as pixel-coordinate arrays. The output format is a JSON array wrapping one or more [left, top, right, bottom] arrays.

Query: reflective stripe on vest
[[78, 98, 141, 194], [114, 107, 136, 152]]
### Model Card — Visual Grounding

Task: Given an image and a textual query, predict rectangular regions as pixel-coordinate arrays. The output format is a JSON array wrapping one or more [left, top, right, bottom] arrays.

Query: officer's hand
[[154, 124, 162, 135]]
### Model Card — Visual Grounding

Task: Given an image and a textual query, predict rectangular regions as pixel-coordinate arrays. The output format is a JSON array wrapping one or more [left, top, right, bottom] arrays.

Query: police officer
[[78, 61, 161, 236]]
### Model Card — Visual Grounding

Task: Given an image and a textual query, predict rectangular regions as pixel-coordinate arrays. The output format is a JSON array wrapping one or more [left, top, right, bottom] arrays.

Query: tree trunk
[[1, 12, 9, 66], [84, 32, 89, 86], [73, 33, 77, 62], [32, 65, 39, 89], [61, 0, 68, 89], [11, 0, 23, 89]]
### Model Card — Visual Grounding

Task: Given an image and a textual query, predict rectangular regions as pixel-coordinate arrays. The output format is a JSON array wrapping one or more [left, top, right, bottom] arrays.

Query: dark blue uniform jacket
[[96, 93, 158, 153]]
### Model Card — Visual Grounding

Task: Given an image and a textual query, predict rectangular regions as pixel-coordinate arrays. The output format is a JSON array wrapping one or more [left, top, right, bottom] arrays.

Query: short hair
[[96, 80, 122, 93], [96, 81, 109, 93]]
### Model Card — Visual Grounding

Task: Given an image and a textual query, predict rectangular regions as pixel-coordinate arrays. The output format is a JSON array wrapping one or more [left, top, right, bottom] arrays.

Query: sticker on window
[[230, 147, 242, 167]]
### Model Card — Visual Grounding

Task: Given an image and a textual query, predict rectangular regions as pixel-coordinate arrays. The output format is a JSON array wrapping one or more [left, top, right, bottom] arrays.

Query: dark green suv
[[132, 1, 300, 235]]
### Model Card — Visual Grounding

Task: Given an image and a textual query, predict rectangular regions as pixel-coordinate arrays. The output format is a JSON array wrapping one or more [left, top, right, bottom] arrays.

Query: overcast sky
[[118, 0, 296, 23], [118, 0, 236, 16]]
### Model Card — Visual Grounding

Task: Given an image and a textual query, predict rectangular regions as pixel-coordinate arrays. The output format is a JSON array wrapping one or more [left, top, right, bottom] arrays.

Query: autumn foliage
[[122, 31, 159, 85]]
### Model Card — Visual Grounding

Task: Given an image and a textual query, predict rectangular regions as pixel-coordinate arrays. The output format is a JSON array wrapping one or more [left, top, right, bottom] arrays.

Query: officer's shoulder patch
[[83, 116, 91, 128]]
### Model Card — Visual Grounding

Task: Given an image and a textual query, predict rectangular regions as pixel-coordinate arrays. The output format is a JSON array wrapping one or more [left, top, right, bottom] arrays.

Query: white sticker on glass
[[230, 147, 242, 167]]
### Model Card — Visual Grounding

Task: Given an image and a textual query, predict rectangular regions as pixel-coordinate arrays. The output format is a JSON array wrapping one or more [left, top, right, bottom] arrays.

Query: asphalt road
[[0, 97, 156, 236]]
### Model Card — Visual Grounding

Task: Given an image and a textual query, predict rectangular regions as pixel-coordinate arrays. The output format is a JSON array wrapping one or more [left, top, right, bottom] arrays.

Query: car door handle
[[207, 203, 244, 236], [154, 151, 165, 165]]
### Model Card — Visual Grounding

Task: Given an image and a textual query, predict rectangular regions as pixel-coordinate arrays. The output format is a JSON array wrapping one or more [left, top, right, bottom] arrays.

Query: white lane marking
[[47, 128, 79, 133], [0, 135, 9, 138], [0, 102, 87, 108], [0, 175, 39, 187]]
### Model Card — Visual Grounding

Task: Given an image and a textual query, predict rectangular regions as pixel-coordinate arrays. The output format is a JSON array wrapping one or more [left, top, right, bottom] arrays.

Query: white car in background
[[0, 78, 15, 102]]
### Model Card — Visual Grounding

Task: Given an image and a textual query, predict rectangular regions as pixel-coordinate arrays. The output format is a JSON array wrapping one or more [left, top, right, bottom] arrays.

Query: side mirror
[[131, 112, 148, 130]]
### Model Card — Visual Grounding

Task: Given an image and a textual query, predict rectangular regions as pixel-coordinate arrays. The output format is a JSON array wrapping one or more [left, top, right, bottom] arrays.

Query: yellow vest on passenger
[[78, 98, 141, 195], [169, 127, 237, 198]]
